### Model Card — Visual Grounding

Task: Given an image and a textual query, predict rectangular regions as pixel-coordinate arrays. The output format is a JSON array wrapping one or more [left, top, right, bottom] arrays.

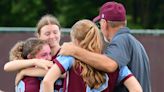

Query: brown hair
[[36, 14, 61, 35], [9, 38, 48, 60], [71, 19, 105, 89]]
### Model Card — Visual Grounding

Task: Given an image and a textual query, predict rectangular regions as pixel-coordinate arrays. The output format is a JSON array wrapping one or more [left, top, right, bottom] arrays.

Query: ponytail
[[72, 19, 105, 89]]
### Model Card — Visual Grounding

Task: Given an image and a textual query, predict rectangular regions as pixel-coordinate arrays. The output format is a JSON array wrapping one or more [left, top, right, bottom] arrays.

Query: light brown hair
[[36, 14, 61, 35], [71, 19, 105, 89], [9, 38, 48, 60]]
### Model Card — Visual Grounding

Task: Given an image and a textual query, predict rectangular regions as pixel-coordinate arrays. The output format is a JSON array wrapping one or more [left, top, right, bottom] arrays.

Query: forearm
[[21, 68, 47, 77], [4, 59, 36, 72], [15, 68, 48, 86], [43, 64, 62, 92], [124, 76, 143, 92], [43, 81, 54, 92], [73, 47, 118, 72]]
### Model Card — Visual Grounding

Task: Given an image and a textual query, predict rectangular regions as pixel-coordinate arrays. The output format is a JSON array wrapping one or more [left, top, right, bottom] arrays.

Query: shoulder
[[56, 55, 75, 62], [108, 33, 133, 50], [113, 33, 131, 43], [55, 55, 75, 72]]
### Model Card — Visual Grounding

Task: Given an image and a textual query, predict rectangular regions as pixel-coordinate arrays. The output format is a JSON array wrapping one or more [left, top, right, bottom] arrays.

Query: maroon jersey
[[15, 76, 40, 92], [16, 49, 63, 92], [62, 68, 119, 92], [51, 49, 64, 91], [54, 55, 119, 92]]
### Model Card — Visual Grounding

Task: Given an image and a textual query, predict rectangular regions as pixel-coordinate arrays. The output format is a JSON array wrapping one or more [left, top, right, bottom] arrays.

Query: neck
[[51, 44, 60, 56], [108, 26, 124, 40]]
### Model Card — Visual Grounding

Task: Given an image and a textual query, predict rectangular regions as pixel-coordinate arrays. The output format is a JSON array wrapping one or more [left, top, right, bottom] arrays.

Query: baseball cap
[[93, 1, 126, 22]]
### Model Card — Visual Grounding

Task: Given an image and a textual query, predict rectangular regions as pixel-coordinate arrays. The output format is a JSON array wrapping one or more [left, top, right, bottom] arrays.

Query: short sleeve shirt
[[104, 27, 151, 92], [55, 55, 133, 92]]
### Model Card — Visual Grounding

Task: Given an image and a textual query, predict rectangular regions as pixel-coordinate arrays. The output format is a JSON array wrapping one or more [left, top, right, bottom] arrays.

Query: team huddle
[[4, 1, 151, 92]]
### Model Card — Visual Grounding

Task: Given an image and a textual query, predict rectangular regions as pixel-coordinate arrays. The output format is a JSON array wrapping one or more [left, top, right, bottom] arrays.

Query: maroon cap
[[93, 2, 126, 22]]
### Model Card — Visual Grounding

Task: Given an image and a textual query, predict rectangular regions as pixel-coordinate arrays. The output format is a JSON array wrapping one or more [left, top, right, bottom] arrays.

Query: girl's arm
[[15, 67, 48, 85], [43, 64, 62, 92], [124, 76, 143, 92], [15, 67, 65, 86], [59, 42, 118, 72], [4, 59, 53, 72], [18, 67, 48, 77], [118, 66, 143, 92], [42, 55, 74, 92]]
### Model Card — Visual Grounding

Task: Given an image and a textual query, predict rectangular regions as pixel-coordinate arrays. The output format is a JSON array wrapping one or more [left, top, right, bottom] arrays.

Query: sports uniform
[[16, 49, 64, 92], [54, 55, 133, 92]]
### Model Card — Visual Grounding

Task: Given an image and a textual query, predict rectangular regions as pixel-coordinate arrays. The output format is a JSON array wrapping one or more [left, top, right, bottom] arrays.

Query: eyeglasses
[[95, 22, 100, 29]]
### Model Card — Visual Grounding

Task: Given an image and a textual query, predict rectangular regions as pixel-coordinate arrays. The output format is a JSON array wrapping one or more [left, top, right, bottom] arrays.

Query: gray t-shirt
[[104, 27, 151, 92]]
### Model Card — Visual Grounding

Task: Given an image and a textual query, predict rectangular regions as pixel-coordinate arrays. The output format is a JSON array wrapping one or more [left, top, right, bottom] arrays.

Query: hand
[[33, 59, 53, 70], [15, 71, 24, 86], [59, 42, 77, 56]]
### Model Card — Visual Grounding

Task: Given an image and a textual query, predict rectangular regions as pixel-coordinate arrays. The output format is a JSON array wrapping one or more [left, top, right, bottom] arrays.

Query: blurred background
[[0, 0, 163, 28], [0, 0, 164, 92]]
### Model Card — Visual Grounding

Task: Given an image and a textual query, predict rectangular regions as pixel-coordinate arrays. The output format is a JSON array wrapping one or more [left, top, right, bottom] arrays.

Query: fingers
[[41, 65, 48, 70], [61, 42, 73, 47], [59, 42, 75, 56], [46, 61, 53, 68], [59, 42, 70, 54], [35, 59, 53, 70], [43, 62, 53, 70]]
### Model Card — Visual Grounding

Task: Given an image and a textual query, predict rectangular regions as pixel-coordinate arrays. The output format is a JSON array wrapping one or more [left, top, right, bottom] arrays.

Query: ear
[[100, 19, 108, 31], [99, 19, 106, 33], [104, 20, 109, 30]]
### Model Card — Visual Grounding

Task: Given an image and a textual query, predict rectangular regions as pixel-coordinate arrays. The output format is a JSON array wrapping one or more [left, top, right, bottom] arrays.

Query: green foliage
[[0, 1, 44, 27], [56, 0, 106, 27], [0, 0, 163, 29]]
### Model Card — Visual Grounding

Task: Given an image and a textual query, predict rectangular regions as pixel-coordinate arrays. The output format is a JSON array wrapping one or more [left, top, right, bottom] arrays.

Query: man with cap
[[59, 1, 151, 92]]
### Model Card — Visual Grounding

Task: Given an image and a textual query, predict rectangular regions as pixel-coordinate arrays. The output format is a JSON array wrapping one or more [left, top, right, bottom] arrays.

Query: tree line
[[0, 0, 163, 29]]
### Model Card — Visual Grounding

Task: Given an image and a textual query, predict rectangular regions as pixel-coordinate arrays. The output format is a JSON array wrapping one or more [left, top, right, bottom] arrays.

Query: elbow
[[42, 78, 53, 89], [4, 62, 19, 72], [43, 79, 50, 86], [106, 66, 117, 73], [102, 56, 118, 73], [106, 61, 118, 73], [4, 64, 10, 72]]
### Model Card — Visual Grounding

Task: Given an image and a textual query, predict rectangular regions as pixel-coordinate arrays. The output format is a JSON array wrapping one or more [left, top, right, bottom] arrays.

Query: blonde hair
[[9, 41, 24, 60], [36, 14, 61, 35], [9, 38, 48, 61], [71, 19, 105, 89]]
